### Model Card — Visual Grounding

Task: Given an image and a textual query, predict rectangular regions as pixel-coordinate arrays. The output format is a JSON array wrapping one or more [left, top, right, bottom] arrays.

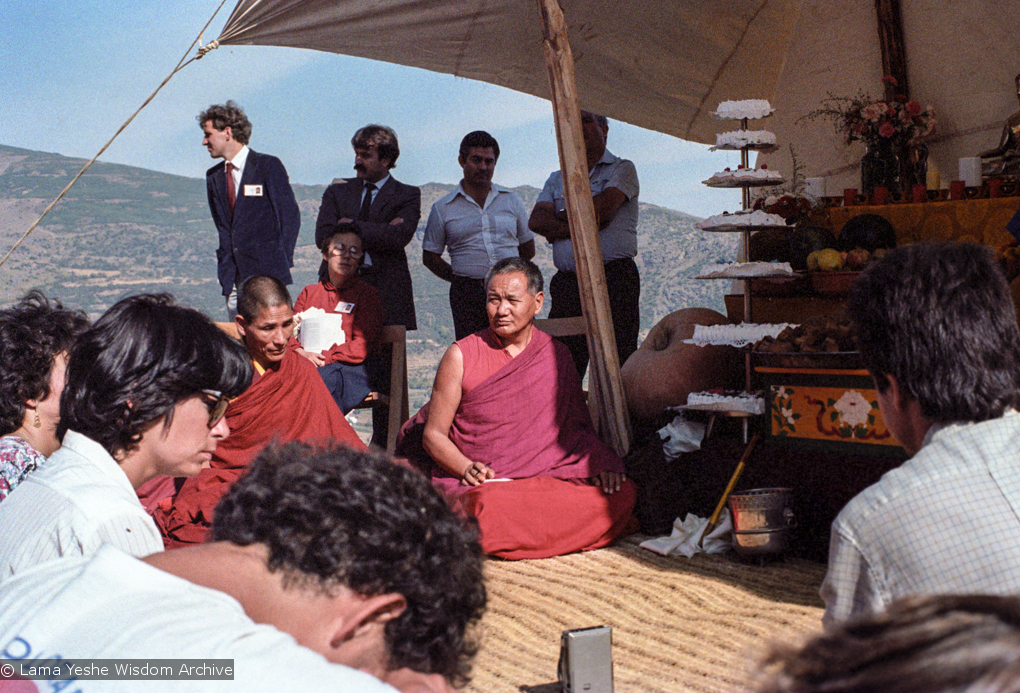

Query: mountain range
[[0, 143, 740, 408]]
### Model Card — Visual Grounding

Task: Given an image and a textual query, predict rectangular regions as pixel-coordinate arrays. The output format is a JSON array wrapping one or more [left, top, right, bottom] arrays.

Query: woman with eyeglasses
[[0, 293, 251, 576], [0, 291, 90, 503], [291, 222, 384, 414]]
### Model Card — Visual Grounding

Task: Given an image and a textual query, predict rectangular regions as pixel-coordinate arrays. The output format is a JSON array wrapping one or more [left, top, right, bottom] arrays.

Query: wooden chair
[[353, 324, 409, 454], [214, 322, 410, 453], [533, 316, 597, 423]]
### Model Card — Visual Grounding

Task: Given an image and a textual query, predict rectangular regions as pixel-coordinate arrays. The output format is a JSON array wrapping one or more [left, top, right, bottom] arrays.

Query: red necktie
[[225, 162, 236, 211]]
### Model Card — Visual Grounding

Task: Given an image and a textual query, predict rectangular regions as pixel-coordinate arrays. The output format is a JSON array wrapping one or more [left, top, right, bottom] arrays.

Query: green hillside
[[0, 143, 739, 409]]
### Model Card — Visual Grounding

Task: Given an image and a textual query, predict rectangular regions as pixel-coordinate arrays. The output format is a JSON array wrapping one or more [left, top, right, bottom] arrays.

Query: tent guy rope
[[0, 0, 231, 271]]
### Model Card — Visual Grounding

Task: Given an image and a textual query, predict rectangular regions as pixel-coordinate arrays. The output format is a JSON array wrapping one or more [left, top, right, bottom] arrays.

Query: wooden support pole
[[874, 0, 909, 100], [535, 0, 631, 456]]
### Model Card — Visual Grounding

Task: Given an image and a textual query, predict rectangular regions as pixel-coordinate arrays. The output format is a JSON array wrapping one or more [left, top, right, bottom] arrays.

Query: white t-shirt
[[0, 546, 397, 692], [0, 431, 163, 580]]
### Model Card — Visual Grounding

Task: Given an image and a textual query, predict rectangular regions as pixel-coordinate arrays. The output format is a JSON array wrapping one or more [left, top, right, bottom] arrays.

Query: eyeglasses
[[327, 244, 363, 259], [200, 389, 230, 428]]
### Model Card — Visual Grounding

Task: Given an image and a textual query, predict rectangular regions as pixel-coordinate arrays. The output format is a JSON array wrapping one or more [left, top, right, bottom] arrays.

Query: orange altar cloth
[[828, 197, 1020, 247]]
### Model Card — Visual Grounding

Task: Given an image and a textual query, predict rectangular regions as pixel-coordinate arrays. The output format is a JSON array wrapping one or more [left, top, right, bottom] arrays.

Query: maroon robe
[[151, 350, 365, 547], [398, 328, 636, 559]]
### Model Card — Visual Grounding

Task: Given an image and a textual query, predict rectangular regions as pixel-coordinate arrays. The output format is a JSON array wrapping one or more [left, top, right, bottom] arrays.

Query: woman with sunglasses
[[0, 293, 251, 577], [291, 222, 384, 414]]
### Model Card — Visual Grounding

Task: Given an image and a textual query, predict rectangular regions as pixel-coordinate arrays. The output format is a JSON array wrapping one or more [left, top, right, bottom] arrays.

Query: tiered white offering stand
[[691, 103, 790, 536]]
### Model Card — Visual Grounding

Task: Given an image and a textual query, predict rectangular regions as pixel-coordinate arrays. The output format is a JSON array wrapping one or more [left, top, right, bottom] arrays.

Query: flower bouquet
[[801, 76, 936, 194], [802, 76, 936, 149]]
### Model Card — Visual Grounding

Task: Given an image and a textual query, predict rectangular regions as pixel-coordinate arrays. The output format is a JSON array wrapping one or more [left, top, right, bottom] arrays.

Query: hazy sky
[[3, 0, 752, 218]]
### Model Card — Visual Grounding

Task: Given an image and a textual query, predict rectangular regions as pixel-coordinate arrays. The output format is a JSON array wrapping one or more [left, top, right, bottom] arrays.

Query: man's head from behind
[[849, 242, 1020, 427], [235, 275, 294, 370], [351, 124, 400, 182], [757, 594, 1020, 693], [211, 441, 486, 686], [60, 293, 252, 459]]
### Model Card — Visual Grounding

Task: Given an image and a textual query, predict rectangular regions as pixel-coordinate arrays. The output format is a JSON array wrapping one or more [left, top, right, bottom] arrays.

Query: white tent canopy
[[215, 0, 1020, 192]]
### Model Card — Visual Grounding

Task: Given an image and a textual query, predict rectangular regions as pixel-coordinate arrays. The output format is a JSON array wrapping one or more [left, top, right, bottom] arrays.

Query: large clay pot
[[621, 308, 743, 422]]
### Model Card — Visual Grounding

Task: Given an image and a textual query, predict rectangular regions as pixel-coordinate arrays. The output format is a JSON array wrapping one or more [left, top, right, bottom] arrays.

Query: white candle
[[959, 157, 982, 187]]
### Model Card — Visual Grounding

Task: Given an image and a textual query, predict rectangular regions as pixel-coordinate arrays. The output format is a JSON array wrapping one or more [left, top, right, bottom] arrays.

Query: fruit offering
[[753, 315, 855, 353], [807, 246, 884, 272]]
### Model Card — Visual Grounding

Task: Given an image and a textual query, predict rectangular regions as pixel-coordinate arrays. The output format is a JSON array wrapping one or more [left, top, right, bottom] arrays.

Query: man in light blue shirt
[[423, 131, 535, 340], [528, 112, 640, 377]]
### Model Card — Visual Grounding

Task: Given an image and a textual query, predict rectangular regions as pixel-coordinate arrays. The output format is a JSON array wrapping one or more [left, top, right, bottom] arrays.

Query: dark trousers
[[365, 350, 391, 448], [548, 257, 640, 378], [450, 275, 489, 341], [318, 362, 371, 414]]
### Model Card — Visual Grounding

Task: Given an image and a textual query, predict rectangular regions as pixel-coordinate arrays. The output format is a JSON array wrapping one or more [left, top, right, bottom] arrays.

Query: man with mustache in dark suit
[[316, 125, 421, 446]]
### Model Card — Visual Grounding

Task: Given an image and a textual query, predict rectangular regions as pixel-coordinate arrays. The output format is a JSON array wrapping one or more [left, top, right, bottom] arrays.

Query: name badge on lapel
[[244, 185, 264, 197], [335, 301, 355, 314]]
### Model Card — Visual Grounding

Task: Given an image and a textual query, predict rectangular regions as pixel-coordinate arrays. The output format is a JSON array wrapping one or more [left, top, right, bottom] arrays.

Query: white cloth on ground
[[640, 509, 732, 558]]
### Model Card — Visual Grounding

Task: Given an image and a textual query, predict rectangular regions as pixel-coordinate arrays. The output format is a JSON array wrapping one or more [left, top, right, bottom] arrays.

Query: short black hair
[[757, 594, 1020, 693], [485, 257, 543, 295], [459, 130, 500, 161], [0, 291, 90, 435], [59, 293, 252, 456], [320, 221, 364, 253], [197, 101, 252, 145], [351, 124, 400, 168], [848, 241, 1020, 423], [211, 442, 486, 686], [236, 275, 292, 323]]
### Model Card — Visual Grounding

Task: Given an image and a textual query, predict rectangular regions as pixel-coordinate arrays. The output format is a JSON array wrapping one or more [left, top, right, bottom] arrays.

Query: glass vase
[[860, 140, 900, 197]]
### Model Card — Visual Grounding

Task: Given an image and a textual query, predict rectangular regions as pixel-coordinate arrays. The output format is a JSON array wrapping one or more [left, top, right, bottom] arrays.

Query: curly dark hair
[[59, 293, 252, 457], [211, 442, 486, 687], [757, 594, 1020, 693], [0, 291, 89, 435], [848, 241, 1020, 423], [197, 101, 253, 145]]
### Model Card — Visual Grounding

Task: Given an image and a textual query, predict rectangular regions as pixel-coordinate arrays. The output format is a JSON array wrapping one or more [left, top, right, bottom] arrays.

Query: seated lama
[[397, 257, 636, 559]]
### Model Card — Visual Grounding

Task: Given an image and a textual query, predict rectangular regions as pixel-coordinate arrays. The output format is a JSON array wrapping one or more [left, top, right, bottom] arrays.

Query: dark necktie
[[359, 182, 376, 221], [225, 162, 236, 212]]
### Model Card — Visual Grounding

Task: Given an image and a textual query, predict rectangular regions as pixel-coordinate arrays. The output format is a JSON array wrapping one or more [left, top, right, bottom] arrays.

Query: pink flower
[[882, 75, 899, 87], [862, 103, 886, 121], [905, 100, 921, 117], [879, 122, 896, 138]]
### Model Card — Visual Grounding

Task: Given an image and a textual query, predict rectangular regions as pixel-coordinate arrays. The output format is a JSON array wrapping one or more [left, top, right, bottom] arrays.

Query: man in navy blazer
[[199, 101, 301, 315], [315, 124, 421, 331]]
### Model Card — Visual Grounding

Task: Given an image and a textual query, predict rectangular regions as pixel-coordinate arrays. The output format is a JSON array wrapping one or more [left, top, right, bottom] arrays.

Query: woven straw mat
[[464, 535, 825, 693]]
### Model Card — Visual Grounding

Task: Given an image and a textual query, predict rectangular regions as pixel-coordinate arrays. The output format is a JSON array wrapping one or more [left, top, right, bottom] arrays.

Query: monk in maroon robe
[[150, 276, 365, 547], [398, 258, 636, 559]]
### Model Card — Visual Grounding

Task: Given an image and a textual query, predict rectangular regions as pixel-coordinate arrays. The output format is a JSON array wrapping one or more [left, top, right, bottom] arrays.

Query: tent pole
[[536, 0, 631, 456], [874, 0, 909, 100]]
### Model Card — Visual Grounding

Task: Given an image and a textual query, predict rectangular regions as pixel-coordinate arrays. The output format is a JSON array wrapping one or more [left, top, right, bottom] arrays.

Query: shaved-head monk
[[398, 257, 636, 559], [149, 275, 365, 546]]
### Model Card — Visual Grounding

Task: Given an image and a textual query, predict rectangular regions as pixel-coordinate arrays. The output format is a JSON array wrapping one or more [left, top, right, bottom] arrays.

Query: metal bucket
[[728, 488, 795, 557]]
